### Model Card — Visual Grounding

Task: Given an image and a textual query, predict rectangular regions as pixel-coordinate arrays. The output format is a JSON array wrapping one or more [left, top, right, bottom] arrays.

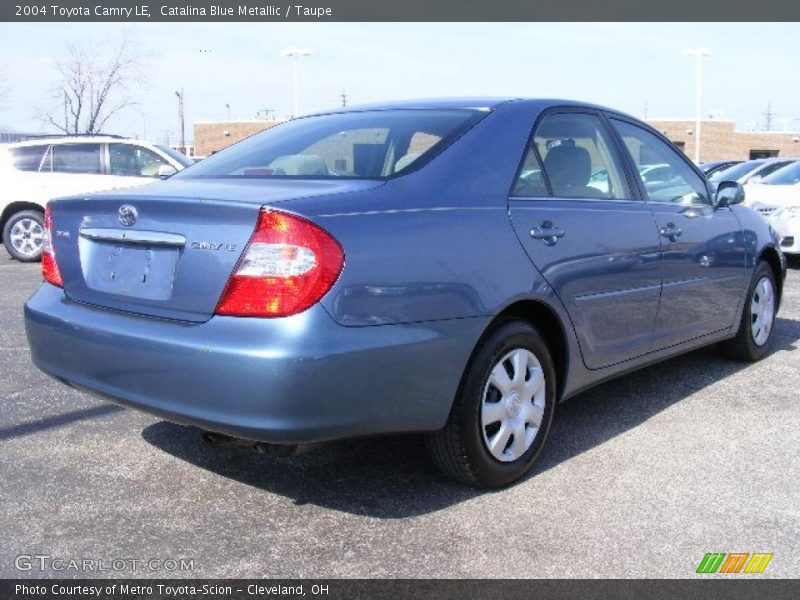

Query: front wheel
[[3, 210, 45, 262], [721, 260, 778, 361], [426, 320, 556, 488]]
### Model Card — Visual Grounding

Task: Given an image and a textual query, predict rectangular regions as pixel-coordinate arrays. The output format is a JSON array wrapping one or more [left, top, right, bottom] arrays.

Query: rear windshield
[[155, 144, 195, 168], [710, 160, 766, 182], [179, 109, 482, 180], [762, 162, 800, 185]]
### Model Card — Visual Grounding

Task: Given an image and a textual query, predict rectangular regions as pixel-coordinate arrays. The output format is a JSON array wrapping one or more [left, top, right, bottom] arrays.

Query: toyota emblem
[[118, 205, 138, 227]]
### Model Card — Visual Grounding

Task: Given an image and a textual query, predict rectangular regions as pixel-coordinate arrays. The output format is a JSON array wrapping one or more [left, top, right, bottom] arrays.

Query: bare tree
[[44, 35, 146, 134]]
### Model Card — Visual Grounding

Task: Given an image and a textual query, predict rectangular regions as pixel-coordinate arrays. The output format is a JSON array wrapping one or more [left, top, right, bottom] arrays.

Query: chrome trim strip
[[79, 228, 186, 248]]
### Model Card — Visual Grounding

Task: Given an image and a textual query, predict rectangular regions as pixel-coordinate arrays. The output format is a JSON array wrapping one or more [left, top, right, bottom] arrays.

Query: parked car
[[0, 135, 193, 262], [24, 99, 785, 487], [743, 162, 800, 256], [710, 157, 797, 185], [699, 160, 742, 178]]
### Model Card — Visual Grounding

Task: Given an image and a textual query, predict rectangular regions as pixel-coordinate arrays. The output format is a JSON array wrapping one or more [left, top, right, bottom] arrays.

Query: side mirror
[[715, 181, 745, 208], [157, 164, 178, 178]]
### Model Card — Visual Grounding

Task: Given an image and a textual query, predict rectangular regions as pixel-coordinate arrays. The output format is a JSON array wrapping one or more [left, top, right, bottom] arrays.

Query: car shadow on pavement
[[141, 316, 800, 519]]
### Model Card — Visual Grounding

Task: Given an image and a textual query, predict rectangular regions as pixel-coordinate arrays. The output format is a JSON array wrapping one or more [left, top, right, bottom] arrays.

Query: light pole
[[174, 88, 185, 155], [682, 47, 711, 163], [225, 103, 231, 121], [280, 47, 313, 118]]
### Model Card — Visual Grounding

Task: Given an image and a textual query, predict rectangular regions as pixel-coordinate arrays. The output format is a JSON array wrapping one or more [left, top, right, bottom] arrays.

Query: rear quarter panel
[[277, 103, 558, 326]]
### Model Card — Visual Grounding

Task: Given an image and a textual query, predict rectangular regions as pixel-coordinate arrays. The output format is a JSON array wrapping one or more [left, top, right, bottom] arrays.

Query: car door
[[107, 143, 173, 188], [609, 117, 748, 348], [508, 110, 662, 369]]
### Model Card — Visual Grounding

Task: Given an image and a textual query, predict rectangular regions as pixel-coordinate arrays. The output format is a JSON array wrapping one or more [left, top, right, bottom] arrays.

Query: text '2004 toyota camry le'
[[24, 99, 785, 487]]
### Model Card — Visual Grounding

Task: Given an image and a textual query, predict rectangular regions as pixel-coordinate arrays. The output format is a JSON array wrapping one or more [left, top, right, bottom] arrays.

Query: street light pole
[[682, 47, 711, 163], [174, 88, 185, 155], [280, 47, 313, 118]]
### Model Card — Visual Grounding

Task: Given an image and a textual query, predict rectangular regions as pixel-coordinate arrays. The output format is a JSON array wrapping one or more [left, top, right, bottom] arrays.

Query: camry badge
[[118, 205, 138, 227]]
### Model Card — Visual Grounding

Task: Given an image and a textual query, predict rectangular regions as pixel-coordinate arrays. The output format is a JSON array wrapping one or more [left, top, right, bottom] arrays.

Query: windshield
[[711, 160, 766, 182], [762, 162, 800, 185], [155, 144, 194, 168], [178, 109, 482, 180]]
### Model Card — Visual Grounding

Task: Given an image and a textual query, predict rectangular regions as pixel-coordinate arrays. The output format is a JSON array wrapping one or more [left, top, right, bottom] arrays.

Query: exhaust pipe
[[201, 431, 236, 445], [201, 431, 318, 456]]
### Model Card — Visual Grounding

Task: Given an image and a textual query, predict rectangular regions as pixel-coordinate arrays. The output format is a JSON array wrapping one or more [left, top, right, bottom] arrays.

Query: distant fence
[[0, 132, 44, 143]]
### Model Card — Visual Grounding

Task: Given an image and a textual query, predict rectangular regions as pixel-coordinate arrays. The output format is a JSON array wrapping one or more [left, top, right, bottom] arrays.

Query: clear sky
[[0, 22, 798, 144]]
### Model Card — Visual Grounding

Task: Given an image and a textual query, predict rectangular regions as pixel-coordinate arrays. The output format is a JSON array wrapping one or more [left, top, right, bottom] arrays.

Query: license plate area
[[80, 238, 180, 301]]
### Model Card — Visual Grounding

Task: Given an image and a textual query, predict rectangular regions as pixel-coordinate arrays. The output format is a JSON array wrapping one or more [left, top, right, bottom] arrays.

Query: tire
[[721, 260, 778, 361], [3, 210, 45, 262], [426, 320, 556, 488]]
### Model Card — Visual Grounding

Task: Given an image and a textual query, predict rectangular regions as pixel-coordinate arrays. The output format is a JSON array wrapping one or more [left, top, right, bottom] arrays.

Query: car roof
[[3, 136, 146, 148], [308, 97, 631, 117]]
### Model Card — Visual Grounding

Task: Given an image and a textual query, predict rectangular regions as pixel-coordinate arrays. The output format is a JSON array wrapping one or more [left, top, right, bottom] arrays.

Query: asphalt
[[1, 257, 799, 578]]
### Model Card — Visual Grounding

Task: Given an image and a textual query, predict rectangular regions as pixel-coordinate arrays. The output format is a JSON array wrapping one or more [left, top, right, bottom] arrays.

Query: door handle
[[659, 223, 682, 242], [530, 221, 566, 246]]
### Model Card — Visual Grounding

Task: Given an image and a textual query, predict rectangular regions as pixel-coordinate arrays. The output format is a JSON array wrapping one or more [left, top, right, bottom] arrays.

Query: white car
[[743, 162, 800, 256], [0, 135, 192, 261]]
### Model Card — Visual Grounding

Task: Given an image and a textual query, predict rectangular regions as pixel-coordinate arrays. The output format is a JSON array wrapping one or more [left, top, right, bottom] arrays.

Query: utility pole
[[682, 47, 711, 163], [225, 103, 231, 120], [341, 89, 348, 107], [175, 88, 185, 154], [763, 101, 775, 131]]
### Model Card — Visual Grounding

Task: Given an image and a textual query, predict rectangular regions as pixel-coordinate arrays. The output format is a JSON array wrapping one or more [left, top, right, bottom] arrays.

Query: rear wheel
[[426, 320, 556, 487], [3, 210, 45, 262], [721, 260, 777, 361]]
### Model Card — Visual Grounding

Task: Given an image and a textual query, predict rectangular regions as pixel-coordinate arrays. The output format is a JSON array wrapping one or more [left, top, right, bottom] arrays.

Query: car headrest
[[268, 154, 328, 176], [543, 145, 592, 187]]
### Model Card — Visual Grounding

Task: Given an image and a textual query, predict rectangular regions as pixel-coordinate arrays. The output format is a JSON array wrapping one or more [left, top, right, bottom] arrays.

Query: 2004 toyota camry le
[[25, 99, 785, 487]]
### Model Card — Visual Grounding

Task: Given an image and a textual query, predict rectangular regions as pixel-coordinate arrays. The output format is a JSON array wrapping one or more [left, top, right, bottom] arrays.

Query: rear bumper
[[25, 284, 485, 443]]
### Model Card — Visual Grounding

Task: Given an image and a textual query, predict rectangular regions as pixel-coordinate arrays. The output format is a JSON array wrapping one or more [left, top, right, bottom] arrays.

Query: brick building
[[194, 118, 800, 164], [194, 120, 284, 157], [647, 119, 800, 162]]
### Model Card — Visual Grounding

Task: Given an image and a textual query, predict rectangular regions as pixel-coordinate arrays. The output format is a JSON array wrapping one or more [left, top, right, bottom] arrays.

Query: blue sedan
[[24, 98, 785, 487]]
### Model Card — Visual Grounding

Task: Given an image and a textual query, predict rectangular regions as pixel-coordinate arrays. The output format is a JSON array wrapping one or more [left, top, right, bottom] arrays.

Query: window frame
[[508, 106, 641, 203], [604, 113, 715, 206]]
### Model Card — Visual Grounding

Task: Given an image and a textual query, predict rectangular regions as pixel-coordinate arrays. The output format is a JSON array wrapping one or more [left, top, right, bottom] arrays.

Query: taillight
[[41, 205, 63, 288], [215, 208, 344, 317]]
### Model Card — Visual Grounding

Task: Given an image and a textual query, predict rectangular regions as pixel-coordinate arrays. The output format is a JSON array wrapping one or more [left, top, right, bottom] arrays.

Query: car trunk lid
[[49, 195, 259, 322]]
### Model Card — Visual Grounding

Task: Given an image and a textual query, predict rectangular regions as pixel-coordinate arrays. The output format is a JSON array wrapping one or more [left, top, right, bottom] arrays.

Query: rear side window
[[513, 113, 630, 200], [612, 119, 712, 207], [179, 109, 482, 179], [51, 144, 103, 174], [9, 145, 49, 171]]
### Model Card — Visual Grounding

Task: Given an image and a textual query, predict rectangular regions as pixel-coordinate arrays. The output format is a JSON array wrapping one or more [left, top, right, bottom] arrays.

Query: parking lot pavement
[[1, 257, 799, 579]]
